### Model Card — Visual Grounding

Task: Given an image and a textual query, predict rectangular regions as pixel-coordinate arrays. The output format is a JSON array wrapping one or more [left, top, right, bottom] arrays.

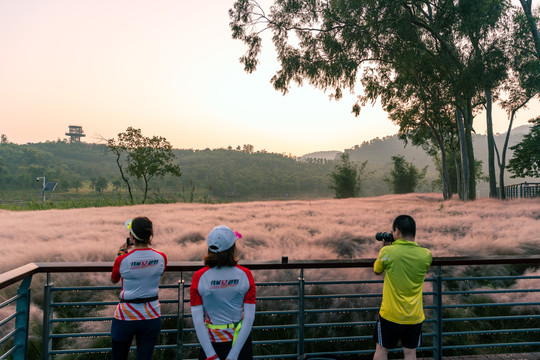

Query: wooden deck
[[418, 353, 540, 360]]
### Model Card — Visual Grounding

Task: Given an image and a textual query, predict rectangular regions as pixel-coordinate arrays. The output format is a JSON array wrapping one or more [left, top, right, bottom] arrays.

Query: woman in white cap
[[110, 216, 167, 360], [190, 225, 256, 360]]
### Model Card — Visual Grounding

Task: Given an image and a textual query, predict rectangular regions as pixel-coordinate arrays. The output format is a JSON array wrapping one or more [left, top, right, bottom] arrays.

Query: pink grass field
[[1, 193, 540, 331], [1, 193, 539, 273]]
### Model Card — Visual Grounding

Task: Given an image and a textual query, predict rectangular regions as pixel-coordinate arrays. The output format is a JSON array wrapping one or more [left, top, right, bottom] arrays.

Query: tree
[[106, 127, 182, 204], [90, 176, 109, 194], [229, 0, 512, 201], [72, 179, 83, 193], [507, 117, 540, 178], [329, 153, 367, 199], [493, 3, 540, 198], [518, 0, 540, 60], [385, 155, 427, 194]]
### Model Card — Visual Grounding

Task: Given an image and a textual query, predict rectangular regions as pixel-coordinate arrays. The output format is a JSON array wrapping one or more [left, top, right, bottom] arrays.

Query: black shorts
[[373, 315, 423, 349]]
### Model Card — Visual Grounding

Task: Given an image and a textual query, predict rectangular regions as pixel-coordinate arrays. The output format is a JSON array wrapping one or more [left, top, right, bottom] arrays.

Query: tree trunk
[[464, 102, 477, 200], [426, 119, 452, 200], [486, 90, 498, 198], [113, 150, 134, 204], [494, 92, 534, 199], [456, 108, 469, 201], [519, 0, 540, 60], [497, 109, 517, 200], [454, 154, 462, 200], [440, 147, 451, 200], [142, 176, 149, 204]]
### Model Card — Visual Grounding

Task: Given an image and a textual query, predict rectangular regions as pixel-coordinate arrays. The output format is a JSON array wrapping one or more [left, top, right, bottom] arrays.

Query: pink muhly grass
[[1, 194, 539, 273]]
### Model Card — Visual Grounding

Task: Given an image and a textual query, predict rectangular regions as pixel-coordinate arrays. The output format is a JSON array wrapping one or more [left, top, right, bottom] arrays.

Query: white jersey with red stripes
[[111, 248, 167, 321], [190, 265, 256, 342]]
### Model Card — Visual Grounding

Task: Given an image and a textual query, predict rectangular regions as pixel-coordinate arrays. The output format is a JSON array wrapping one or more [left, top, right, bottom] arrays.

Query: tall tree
[[107, 127, 182, 204], [507, 117, 540, 178], [329, 152, 367, 198], [385, 155, 427, 194], [230, 0, 510, 201], [519, 0, 540, 60], [494, 4, 539, 198]]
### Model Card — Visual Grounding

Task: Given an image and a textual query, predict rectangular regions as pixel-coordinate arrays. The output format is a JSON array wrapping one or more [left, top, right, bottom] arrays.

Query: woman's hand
[[116, 242, 132, 256]]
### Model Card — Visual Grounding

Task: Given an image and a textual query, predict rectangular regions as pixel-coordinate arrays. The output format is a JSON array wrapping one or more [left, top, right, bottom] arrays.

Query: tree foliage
[[229, 0, 539, 201], [329, 153, 367, 198], [107, 127, 181, 204], [90, 176, 108, 194], [385, 155, 427, 194], [508, 117, 540, 178]]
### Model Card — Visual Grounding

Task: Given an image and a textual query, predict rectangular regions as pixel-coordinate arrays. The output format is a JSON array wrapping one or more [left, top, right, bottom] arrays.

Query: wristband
[[206, 355, 218, 360], [117, 246, 128, 256]]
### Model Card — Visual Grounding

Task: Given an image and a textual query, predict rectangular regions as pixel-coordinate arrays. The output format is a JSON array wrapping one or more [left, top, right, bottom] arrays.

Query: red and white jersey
[[111, 248, 167, 321], [190, 265, 256, 342]]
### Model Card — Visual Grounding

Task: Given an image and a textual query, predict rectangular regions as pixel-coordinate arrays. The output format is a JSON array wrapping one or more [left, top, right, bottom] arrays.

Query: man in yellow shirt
[[373, 215, 432, 360]]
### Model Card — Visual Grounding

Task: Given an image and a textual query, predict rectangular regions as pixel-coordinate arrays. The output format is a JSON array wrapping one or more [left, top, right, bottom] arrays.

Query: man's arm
[[373, 247, 388, 275], [373, 258, 385, 275]]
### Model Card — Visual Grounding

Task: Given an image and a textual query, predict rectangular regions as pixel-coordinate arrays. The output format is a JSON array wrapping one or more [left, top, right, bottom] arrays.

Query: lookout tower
[[65, 125, 85, 143]]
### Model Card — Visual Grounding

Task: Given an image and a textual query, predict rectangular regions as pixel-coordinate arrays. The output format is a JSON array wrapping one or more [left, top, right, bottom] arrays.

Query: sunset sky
[[1, 0, 538, 157]]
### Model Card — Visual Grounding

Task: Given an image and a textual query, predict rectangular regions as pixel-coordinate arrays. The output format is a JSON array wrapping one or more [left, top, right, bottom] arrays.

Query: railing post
[[13, 277, 32, 360], [432, 266, 443, 360], [41, 274, 53, 360], [297, 268, 305, 357], [178, 272, 184, 360]]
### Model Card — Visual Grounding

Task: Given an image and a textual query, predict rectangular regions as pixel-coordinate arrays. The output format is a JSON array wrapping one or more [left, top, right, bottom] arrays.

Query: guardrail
[[503, 182, 540, 199], [1, 257, 540, 360]]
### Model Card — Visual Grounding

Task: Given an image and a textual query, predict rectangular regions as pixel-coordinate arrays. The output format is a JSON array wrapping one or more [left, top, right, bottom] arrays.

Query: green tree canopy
[[90, 176, 109, 194], [508, 117, 540, 178], [329, 153, 367, 199], [385, 155, 427, 194], [229, 0, 519, 201], [107, 127, 182, 204]]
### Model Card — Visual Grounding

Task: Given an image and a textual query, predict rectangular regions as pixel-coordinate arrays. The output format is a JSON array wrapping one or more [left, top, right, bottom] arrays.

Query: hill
[[301, 125, 535, 197], [0, 125, 534, 203], [0, 142, 334, 202]]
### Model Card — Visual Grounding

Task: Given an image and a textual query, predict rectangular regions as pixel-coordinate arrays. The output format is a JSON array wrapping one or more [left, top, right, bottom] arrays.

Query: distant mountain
[[300, 124, 535, 196], [298, 150, 341, 161], [301, 125, 532, 169]]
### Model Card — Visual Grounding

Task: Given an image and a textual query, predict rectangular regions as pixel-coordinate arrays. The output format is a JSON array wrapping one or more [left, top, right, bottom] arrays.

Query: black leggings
[[111, 317, 161, 360]]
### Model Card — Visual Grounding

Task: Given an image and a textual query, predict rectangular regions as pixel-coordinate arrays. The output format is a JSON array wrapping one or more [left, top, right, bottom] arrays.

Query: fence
[[1, 257, 540, 360], [503, 182, 540, 199]]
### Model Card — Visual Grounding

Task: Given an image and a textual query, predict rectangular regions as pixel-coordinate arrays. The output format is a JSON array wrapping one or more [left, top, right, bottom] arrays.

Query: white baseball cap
[[207, 225, 241, 253]]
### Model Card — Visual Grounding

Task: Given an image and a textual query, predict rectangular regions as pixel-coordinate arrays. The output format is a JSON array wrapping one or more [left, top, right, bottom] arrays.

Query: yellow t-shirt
[[374, 239, 432, 324]]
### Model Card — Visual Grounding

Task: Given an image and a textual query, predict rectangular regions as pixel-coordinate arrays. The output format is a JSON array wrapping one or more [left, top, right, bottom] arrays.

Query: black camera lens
[[375, 232, 394, 242]]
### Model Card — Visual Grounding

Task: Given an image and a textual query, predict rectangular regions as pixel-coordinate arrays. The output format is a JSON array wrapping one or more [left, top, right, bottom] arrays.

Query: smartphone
[[126, 237, 132, 246]]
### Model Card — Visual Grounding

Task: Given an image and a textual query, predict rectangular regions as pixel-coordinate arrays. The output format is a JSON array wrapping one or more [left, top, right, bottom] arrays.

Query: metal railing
[[1, 257, 540, 359], [503, 182, 540, 199]]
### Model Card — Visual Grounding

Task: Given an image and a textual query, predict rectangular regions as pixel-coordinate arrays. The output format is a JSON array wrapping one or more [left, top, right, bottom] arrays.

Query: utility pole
[[36, 176, 46, 202]]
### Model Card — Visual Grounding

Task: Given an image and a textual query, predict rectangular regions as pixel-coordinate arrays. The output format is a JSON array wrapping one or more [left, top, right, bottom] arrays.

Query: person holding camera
[[373, 215, 432, 360], [190, 225, 256, 360], [110, 217, 167, 360]]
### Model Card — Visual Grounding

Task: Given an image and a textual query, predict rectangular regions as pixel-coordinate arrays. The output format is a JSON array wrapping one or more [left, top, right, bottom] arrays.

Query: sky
[[0, 1, 538, 157]]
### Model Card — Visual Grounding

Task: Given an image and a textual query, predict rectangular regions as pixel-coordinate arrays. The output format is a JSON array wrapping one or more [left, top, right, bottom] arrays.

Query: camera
[[126, 237, 132, 246], [375, 232, 394, 243]]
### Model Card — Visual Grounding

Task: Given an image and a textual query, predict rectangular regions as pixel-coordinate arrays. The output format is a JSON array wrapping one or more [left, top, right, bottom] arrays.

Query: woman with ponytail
[[111, 216, 167, 360]]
